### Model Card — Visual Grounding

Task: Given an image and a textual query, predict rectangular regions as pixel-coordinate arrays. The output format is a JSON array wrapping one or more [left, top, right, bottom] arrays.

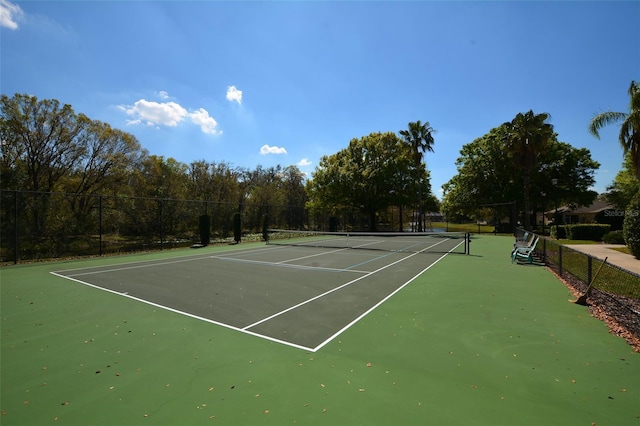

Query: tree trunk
[[523, 171, 531, 230]]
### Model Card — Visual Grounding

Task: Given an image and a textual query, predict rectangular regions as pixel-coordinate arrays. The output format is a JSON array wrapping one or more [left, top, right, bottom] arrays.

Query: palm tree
[[399, 120, 435, 232], [589, 80, 640, 180], [503, 110, 555, 230]]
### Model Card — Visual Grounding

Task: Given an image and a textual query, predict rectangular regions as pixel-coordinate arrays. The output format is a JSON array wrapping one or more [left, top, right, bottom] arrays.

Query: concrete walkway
[[564, 244, 640, 275]]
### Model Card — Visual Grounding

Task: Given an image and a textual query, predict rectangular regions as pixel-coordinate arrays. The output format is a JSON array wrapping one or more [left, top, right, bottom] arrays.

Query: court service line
[[312, 239, 464, 352], [52, 243, 285, 275], [241, 238, 451, 331], [58, 255, 215, 277], [344, 237, 431, 270], [210, 256, 369, 274], [49, 271, 317, 352], [275, 246, 351, 264], [54, 244, 295, 277]]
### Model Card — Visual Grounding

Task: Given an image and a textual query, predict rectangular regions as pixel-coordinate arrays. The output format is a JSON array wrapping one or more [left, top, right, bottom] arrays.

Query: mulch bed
[[548, 266, 640, 352]]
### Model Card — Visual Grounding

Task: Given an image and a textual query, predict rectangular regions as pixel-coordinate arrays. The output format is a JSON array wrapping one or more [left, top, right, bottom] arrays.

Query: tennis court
[[51, 232, 467, 351], [2, 234, 638, 426]]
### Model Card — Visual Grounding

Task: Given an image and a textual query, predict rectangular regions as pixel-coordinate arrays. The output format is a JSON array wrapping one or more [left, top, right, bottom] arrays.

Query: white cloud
[[298, 158, 312, 167], [260, 144, 287, 155], [120, 99, 188, 127], [1, 0, 23, 30], [157, 90, 170, 99], [226, 85, 243, 105], [189, 108, 221, 135], [119, 98, 221, 135]]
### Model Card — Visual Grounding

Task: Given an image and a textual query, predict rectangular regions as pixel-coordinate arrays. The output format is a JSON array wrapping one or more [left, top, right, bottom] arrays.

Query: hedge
[[550, 224, 611, 241], [567, 224, 611, 241]]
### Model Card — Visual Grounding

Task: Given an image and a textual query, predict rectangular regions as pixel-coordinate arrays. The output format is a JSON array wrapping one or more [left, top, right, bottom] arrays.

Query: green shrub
[[550, 225, 568, 239], [199, 214, 211, 246], [603, 230, 625, 244], [567, 224, 611, 241], [261, 214, 269, 241], [233, 212, 242, 243], [623, 193, 640, 259]]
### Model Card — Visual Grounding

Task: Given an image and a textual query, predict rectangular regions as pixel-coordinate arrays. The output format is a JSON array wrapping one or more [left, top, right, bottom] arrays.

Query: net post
[[466, 232, 470, 255]]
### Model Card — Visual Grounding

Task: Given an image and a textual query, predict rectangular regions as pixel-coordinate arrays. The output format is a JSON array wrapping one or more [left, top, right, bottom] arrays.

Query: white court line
[[50, 237, 463, 352], [313, 239, 464, 351], [53, 244, 289, 276], [59, 255, 213, 277], [49, 270, 316, 352], [211, 256, 369, 274], [275, 246, 350, 264], [242, 238, 453, 332]]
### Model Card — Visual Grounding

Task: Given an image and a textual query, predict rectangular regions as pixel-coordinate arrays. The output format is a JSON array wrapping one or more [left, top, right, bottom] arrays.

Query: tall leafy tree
[[589, 80, 640, 180], [605, 154, 640, 209], [0, 93, 85, 193], [399, 120, 435, 231], [1, 93, 146, 239], [536, 141, 599, 214], [308, 132, 416, 231], [443, 123, 599, 229], [503, 110, 555, 230], [442, 126, 520, 224], [590, 81, 640, 255], [63, 116, 145, 231]]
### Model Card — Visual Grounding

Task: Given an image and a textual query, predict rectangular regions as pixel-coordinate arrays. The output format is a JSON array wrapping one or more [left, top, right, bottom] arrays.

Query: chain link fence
[[0, 190, 299, 263], [1, 190, 420, 263]]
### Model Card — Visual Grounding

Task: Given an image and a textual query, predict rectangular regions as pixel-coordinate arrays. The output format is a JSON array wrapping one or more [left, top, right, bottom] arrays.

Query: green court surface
[[1, 235, 638, 425]]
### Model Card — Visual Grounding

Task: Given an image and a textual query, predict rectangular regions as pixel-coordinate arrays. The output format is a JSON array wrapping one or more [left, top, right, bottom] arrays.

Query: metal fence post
[[558, 245, 563, 276], [159, 198, 164, 251], [99, 195, 103, 256], [13, 190, 18, 264]]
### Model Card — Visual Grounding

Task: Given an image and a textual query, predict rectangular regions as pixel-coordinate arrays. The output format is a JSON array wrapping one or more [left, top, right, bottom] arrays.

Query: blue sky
[[2, 1, 639, 198]]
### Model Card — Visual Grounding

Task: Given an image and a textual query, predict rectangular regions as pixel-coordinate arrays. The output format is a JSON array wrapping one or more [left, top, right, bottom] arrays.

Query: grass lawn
[[611, 246, 632, 255], [430, 222, 495, 233], [555, 239, 601, 245]]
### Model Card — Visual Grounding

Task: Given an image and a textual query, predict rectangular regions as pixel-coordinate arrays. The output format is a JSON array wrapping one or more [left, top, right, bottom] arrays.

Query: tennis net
[[265, 229, 470, 255]]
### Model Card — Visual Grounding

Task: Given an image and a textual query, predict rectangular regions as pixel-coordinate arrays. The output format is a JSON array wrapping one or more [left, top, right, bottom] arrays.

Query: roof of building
[[545, 199, 614, 215]]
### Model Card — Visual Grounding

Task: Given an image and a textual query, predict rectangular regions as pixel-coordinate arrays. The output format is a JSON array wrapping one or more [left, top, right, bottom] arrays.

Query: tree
[[240, 165, 288, 231], [280, 165, 307, 229], [538, 141, 599, 209], [503, 110, 555, 230], [0, 93, 85, 193], [442, 126, 520, 226], [1, 93, 147, 242], [589, 80, 640, 180], [308, 132, 416, 231], [590, 81, 640, 254], [399, 120, 435, 231], [623, 192, 640, 259], [122, 155, 189, 237], [187, 161, 242, 204], [443, 123, 599, 230], [605, 154, 640, 210], [185, 160, 242, 237], [63, 116, 145, 232]]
